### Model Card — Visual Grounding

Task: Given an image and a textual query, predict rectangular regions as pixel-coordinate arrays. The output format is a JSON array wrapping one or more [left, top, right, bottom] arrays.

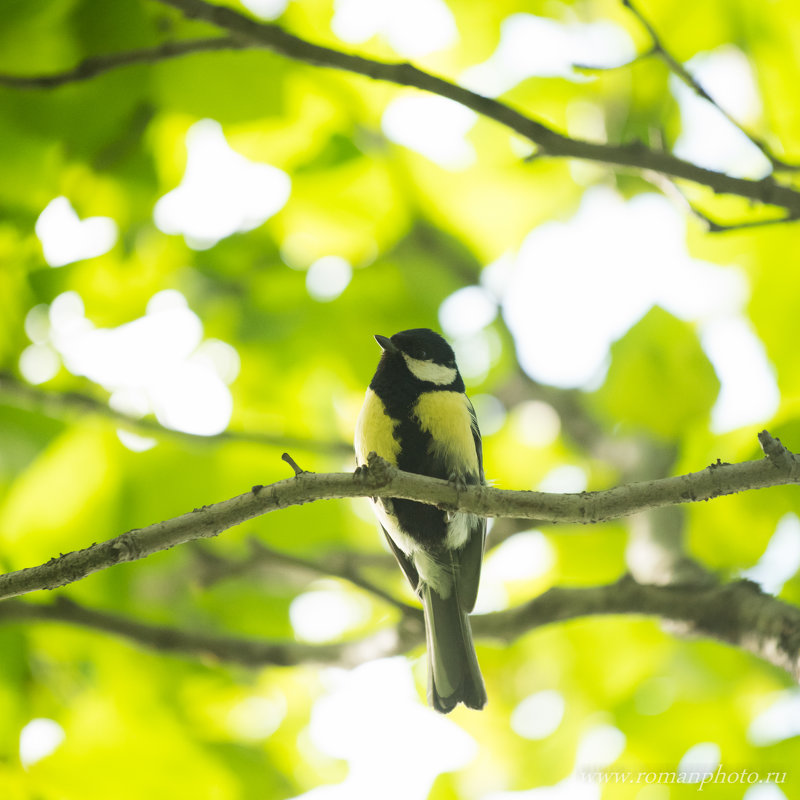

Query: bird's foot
[[448, 471, 469, 493], [354, 452, 395, 492], [441, 472, 469, 517]]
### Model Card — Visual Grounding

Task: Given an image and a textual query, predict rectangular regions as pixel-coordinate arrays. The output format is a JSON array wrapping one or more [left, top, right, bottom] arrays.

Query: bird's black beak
[[374, 334, 398, 353]]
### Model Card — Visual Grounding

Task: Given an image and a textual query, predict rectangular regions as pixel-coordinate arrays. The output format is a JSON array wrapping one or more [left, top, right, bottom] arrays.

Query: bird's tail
[[421, 583, 486, 713]]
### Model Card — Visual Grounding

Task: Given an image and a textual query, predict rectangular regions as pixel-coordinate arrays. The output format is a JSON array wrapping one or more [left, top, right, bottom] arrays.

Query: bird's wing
[[453, 397, 486, 612], [381, 523, 420, 593], [466, 397, 484, 483], [452, 515, 485, 612]]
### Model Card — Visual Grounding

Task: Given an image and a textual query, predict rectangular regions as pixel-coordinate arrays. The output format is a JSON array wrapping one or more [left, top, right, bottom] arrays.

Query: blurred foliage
[[1, 0, 800, 798]]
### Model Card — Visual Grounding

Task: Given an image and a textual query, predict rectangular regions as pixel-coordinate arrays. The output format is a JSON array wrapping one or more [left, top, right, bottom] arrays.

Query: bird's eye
[[418, 349, 428, 359]]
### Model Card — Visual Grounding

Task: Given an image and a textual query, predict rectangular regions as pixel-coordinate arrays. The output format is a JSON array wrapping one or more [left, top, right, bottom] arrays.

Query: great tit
[[355, 328, 487, 712]]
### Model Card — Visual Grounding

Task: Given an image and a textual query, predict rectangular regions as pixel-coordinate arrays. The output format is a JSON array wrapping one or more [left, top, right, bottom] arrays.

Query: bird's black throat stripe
[[369, 360, 466, 548]]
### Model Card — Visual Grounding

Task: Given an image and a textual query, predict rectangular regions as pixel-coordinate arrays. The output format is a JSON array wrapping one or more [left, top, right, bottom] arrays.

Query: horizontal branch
[[0, 37, 245, 88], [4, 576, 799, 679], [0, 372, 351, 455], [0, 431, 797, 602], [148, 0, 800, 216]]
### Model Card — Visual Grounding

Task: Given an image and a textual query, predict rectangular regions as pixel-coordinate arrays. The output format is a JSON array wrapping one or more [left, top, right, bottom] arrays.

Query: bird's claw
[[448, 471, 469, 492], [354, 453, 395, 491]]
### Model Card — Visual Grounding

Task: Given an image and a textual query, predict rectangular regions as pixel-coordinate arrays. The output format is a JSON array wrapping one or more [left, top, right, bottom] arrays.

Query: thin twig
[[694, 208, 796, 234], [246, 539, 417, 616], [0, 37, 246, 88], [640, 168, 796, 233], [190, 540, 395, 588], [281, 452, 306, 476], [0, 373, 352, 455], [621, 0, 795, 171], [572, 46, 657, 73]]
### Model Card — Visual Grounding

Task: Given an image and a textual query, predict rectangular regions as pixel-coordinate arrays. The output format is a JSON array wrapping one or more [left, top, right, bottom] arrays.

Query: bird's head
[[374, 328, 459, 385]]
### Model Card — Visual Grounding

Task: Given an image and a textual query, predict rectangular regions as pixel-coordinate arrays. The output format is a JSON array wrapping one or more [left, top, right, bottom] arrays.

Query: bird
[[354, 328, 487, 713]]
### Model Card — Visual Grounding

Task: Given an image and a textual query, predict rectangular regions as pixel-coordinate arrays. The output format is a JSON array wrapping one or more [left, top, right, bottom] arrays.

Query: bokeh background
[[2, 0, 800, 797]]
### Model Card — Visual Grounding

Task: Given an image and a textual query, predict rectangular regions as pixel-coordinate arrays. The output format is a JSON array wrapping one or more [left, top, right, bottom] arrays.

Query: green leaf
[[590, 306, 719, 439]]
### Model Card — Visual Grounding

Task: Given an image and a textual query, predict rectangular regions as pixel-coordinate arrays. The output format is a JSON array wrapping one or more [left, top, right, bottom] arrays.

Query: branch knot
[[758, 429, 799, 481], [360, 452, 396, 489], [111, 531, 143, 562]]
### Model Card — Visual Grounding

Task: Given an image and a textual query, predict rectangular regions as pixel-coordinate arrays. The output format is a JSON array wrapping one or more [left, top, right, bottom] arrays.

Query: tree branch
[[0, 372, 351, 455], [0, 595, 421, 667], [637, 168, 797, 232], [0, 431, 797, 602], [7, 0, 798, 214], [144, 0, 800, 215], [484, 576, 800, 680], [190, 538, 395, 588], [620, 0, 794, 171], [190, 539, 412, 614], [242, 538, 417, 615], [4, 576, 800, 679], [687, 205, 795, 234], [0, 37, 246, 88]]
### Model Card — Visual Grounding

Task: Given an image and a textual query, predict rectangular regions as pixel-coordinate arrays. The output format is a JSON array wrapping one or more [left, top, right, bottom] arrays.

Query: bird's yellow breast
[[413, 391, 479, 475], [354, 388, 401, 466]]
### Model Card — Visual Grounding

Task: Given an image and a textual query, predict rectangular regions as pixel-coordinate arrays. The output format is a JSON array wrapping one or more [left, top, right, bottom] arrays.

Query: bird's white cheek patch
[[402, 354, 457, 385]]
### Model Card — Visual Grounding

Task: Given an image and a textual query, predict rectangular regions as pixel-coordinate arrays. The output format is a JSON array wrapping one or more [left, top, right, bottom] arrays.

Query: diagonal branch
[[243, 538, 416, 615], [621, 0, 794, 171], [574, 2, 794, 173], [0, 372, 351, 455], [637, 167, 795, 232], [190, 539, 395, 588], [189, 537, 414, 614], [688, 206, 796, 234], [0, 37, 246, 89], [146, 0, 800, 215], [7, 0, 799, 215], [4, 576, 800, 679], [0, 430, 797, 602]]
